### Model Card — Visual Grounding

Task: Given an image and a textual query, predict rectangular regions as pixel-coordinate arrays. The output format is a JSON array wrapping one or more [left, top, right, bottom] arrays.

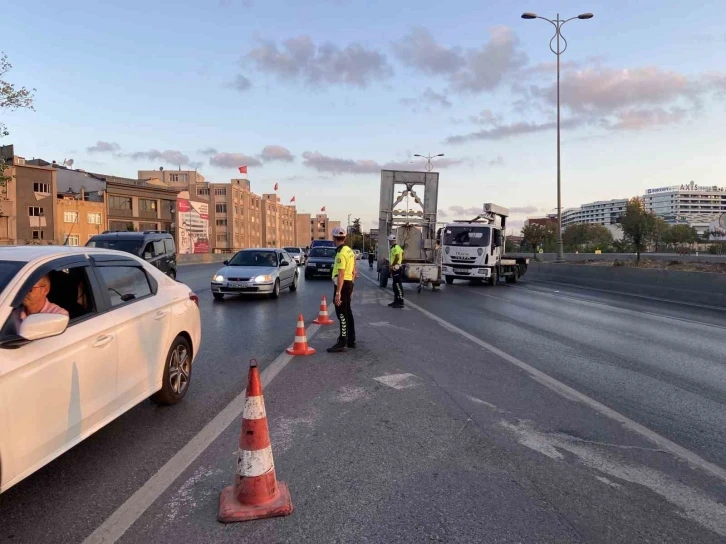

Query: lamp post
[[413, 153, 444, 172], [521, 11, 593, 263]]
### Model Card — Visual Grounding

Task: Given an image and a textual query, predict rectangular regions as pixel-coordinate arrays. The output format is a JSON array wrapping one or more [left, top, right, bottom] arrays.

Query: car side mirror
[[223, 260, 229, 266], [18, 313, 69, 341], [280, 260, 290, 267], [144, 252, 152, 259]]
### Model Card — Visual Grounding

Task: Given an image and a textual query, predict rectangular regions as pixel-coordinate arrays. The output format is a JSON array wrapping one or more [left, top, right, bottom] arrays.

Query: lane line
[[82, 323, 321, 544], [359, 273, 726, 484]]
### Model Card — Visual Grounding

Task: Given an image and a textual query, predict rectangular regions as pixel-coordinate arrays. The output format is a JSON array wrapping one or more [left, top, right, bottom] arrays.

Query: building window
[[215, 187, 227, 196], [64, 211, 79, 223], [216, 203, 227, 213], [33, 182, 50, 193], [197, 187, 210, 196], [32, 230, 44, 240], [28, 206, 44, 217], [109, 195, 132, 210], [216, 219, 227, 226], [169, 173, 188, 183], [64, 234, 80, 246], [139, 199, 158, 212], [88, 212, 102, 224], [216, 232, 228, 242]]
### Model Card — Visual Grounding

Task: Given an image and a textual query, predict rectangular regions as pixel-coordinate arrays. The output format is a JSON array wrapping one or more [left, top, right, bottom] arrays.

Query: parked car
[[353, 249, 362, 260], [0, 246, 201, 494], [211, 248, 298, 300], [304, 246, 337, 279], [283, 247, 306, 266], [87, 231, 177, 279]]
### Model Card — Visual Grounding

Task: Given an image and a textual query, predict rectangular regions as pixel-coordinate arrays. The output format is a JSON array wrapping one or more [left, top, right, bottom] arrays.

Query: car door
[[91, 255, 172, 408], [152, 239, 168, 274], [281, 252, 295, 286], [0, 257, 119, 491]]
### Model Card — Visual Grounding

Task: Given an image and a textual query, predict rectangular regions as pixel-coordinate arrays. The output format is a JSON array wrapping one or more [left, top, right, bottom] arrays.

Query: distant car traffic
[[211, 248, 298, 300], [283, 247, 306, 266], [87, 231, 177, 279], [310, 240, 336, 249], [0, 246, 201, 494], [305, 246, 337, 279]]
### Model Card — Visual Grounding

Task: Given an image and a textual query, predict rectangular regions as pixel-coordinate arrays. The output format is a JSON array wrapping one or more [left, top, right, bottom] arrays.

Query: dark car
[[87, 231, 178, 279], [304, 246, 337, 279], [310, 240, 336, 249]]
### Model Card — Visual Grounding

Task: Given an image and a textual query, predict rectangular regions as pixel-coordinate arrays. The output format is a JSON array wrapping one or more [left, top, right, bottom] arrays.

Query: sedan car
[[211, 248, 298, 300], [283, 247, 306, 266], [0, 246, 201, 494], [304, 246, 337, 279]]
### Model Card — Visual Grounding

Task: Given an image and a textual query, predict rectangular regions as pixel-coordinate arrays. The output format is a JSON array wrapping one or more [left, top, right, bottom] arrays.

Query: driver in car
[[20, 275, 69, 321]]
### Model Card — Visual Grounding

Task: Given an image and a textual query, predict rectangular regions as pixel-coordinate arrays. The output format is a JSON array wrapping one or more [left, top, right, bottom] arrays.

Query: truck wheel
[[445, 275, 454, 285], [379, 268, 389, 288], [488, 268, 498, 286]]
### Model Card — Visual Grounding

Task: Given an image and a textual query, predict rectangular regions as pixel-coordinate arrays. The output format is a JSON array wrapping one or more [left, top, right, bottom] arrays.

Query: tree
[[619, 197, 656, 263], [521, 223, 556, 258], [663, 224, 698, 247], [562, 224, 613, 252], [0, 53, 36, 195], [350, 218, 362, 236], [651, 217, 670, 252]]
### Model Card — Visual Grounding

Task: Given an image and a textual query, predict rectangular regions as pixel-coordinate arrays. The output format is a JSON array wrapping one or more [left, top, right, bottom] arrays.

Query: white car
[[283, 247, 306, 266], [0, 246, 201, 493]]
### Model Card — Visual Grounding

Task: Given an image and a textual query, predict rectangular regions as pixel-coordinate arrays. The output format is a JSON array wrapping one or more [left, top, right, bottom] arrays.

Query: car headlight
[[307, 262, 317, 267], [213, 275, 224, 282], [254, 275, 273, 283]]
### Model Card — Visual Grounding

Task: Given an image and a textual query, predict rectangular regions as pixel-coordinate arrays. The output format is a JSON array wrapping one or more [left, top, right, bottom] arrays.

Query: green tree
[[0, 53, 36, 195], [562, 224, 613, 252], [651, 217, 670, 252], [619, 197, 656, 263], [350, 218, 362, 236], [521, 223, 555, 258], [663, 224, 698, 247]]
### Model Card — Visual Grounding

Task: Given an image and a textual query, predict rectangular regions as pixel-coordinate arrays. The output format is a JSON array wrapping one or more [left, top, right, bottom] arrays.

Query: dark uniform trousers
[[392, 269, 404, 304], [334, 280, 356, 344]]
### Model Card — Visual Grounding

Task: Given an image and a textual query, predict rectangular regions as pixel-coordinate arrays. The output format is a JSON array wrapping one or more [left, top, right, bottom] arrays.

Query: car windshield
[[443, 226, 491, 247], [229, 251, 278, 267], [309, 248, 337, 258], [87, 239, 144, 255], [0, 261, 25, 293], [284, 247, 300, 254], [311, 241, 335, 247]]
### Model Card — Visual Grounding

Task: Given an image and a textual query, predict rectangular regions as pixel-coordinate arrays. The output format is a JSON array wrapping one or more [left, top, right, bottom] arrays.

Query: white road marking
[[595, 476, 622, 489], [369, 321, 391, 327], [373, 373, 419, 390], [82, 323, 321, 544], [358, 273, 726, 484]]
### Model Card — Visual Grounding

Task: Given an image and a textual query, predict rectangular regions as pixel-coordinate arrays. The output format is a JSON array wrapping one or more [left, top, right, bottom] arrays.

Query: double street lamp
[[521, 11, 593, 262], [413, 153, 444, 172]]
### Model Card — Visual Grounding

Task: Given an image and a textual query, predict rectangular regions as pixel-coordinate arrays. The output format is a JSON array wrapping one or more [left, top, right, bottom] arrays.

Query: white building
[[561, 199, 628, 228], [643, 181, 726, 235]]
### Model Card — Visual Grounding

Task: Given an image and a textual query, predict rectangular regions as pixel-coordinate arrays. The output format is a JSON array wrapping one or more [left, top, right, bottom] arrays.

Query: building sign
[[177, 197, 209, 254], [647, 182, 725, 194]]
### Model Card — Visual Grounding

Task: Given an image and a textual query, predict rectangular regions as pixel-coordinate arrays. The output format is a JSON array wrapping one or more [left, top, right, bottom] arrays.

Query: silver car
[[283, 246, 306, 266], [211, 248, 299, 300]]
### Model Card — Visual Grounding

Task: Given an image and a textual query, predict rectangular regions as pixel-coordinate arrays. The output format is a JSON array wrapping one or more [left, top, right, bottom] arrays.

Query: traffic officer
[[328, 226, 357, 352], [388, 234, 404, 308]]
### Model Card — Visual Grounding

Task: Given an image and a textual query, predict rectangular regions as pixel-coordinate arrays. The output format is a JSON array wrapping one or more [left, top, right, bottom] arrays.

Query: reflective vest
[[390, 244, 403, 265], [332, 245, 356, 281]]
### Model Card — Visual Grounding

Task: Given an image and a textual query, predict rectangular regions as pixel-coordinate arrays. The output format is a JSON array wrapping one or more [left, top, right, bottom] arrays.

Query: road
[[1, 262, 725, 543]]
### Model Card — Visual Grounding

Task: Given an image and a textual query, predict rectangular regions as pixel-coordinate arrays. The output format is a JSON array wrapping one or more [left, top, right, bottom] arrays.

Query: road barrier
[[525, 262, 726, 308], [218, 359, 294, 523], [312, 296, 335, 325], [286, 314, 316, 356], [509, 252, 726, 264]]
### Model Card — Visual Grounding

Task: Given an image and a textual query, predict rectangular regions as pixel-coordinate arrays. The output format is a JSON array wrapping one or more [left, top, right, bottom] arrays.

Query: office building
[[643, 181, 726, 234], [561, 199, 628, 228], [261, 194, 296, 248], [296, 213, 312, 247]]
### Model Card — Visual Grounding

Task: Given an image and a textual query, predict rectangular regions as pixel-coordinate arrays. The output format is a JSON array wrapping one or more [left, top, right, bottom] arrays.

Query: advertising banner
[[177, 197, 209, 254]]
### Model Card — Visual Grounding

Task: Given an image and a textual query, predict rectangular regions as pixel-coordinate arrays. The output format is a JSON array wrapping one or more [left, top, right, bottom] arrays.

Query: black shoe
[[327, 342, 348, 353], [391, 303, 404, 309], [347, 341, 357, 348], [388, 302, 396, 307]]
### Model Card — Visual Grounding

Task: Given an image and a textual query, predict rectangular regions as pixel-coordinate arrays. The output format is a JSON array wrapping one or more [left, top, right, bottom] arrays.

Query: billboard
[[177, 197, 209, 254]]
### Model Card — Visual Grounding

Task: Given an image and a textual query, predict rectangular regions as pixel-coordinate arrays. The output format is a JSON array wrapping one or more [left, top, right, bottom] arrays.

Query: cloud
[[209, 152, 262, 168], [421, 88, 452, 108], [508, 206, 539, 214], [392, 26, 464, 75], [245, 35, 392, 88], [470, 109, 501, 125], [198, 147, 218, 155], [445, 118, 583, 144], [448, 205, 481, 216], [129, 149, 195, 167], [260, 145, 294, 162], [488, 155, 505, 166], [437, 208, 449, 218], [87, 141, 121, 153], [228, 74, 252, 92], [607, 107, 689, 131], [399, 87, 452, 111], [301, 151, 464, 175]]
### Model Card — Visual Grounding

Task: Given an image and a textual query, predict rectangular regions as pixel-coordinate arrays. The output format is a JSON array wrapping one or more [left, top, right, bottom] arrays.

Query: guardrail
[[509, 252, 726, 264], [178, 253, 229, 265]]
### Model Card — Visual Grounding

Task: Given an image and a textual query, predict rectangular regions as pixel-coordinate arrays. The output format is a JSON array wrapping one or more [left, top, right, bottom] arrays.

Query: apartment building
[[261, 194, 296, 248], [296, 213, 312, 247], [328, 221, 341, 239], [138, 168, 206, 191], [311, 214, 329, 240], [200, 178, 262, 252], [56, 189, 106, 246]]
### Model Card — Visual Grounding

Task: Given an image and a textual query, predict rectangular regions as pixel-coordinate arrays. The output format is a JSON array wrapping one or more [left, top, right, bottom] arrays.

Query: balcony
[[139, 209, 158, 219], [109, 208, 133, 218]]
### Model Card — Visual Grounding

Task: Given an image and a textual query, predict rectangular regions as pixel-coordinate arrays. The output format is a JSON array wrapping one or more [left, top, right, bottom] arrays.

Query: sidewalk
[[118, 278, 726, 544]]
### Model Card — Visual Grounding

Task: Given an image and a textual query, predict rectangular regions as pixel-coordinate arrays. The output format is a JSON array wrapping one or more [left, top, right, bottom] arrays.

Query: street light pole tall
[[413, 153, 444, 172], [521, 11, 593, 263]]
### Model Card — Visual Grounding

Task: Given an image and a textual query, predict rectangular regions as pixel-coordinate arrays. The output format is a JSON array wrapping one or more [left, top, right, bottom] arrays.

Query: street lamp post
[[413, 153, 444, 172], [521, 11, 593, 263]]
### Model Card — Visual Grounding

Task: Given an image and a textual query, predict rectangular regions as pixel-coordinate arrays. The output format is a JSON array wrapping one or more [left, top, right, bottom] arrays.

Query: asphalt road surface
[[1, 262, 725, 543]]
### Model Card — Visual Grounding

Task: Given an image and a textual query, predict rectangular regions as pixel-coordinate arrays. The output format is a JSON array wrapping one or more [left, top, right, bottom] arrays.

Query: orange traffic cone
[[312, 295, 334, 325], [286, 314, 316, 356], [218, 359, 294, 523]]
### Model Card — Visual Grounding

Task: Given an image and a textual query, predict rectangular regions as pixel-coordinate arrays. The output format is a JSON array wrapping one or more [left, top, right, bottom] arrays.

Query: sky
[[3, 0, 726, 233]]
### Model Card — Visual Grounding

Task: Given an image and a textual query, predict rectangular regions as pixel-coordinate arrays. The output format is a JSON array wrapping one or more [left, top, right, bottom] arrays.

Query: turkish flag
[[274, 182, 279, 191], [290, 196, 296, 203], [238, 165, 247, 174], [321, 206, 326, 212]]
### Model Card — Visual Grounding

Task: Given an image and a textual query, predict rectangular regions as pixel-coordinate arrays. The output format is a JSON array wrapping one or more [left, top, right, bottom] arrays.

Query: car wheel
[[270, 279, 281, 299], [379, 267, 389, 288], [213, 293, 224, 301], [488, 267, 498, 286], [151, 336, 192, 406], [445, 275, 454, 285], [290, 273, 298, 292], [168, 269, 176, 280]]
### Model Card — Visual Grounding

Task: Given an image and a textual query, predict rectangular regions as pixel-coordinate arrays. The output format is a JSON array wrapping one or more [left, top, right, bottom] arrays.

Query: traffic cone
[[218, 359, 294, 523], [312, 295, 334, 325], [286, 314, 316, 356]]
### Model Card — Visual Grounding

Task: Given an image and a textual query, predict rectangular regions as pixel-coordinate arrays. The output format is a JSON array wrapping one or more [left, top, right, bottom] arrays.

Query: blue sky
[[3, 0, 726, 231]]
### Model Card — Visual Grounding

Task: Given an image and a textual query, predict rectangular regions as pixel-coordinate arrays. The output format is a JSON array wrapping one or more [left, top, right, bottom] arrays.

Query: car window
[[153, 240, 165, 256], [164, 238, 175, 254], [87, 238, 143, 255], [281, 252, 291, 264], [0, 261, 25, 293], [96, 266, 152, 307], [229, 251, 278, 267], [309, 248, 337, 258], [284, 247, 300, 254]]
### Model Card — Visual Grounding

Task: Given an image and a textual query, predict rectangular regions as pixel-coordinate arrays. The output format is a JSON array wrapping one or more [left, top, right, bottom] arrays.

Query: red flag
[[238, 165, 247, 174], [321, 206, 326, 212], [290, 196, 296, 203], [274, 182, 278, 191]]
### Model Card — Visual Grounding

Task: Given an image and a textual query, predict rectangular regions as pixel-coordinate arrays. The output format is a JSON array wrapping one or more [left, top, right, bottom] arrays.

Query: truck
[[439, 203, 529, 285], [376, 170, 442, 291]]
